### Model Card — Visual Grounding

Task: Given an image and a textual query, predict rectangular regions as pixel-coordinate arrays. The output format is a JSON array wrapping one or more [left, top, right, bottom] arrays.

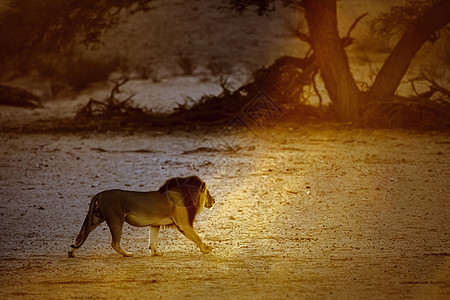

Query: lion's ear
[[201, 182, 207, 192]]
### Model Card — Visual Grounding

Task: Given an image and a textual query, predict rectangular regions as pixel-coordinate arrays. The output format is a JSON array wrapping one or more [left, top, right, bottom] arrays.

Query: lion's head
[[159, 176, 215, 225], [200, 181, 215, 209]]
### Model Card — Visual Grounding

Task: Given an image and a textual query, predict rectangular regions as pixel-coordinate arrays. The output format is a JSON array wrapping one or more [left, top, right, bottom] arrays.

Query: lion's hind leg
[[68, 212, 104, 258], [149, 226, 163, 256], [107, 218, 134, 257]]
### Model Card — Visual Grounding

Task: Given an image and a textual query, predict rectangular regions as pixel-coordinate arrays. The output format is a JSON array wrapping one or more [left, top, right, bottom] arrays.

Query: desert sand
[[0, 124, 448, 299]]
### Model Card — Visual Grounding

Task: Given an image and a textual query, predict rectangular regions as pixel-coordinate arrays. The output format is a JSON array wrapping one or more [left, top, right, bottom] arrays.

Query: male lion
[[68, 176, 215, 258]]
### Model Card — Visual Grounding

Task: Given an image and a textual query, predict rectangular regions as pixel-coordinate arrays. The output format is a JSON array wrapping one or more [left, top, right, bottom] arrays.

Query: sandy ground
[[0, 124, 449, 299]]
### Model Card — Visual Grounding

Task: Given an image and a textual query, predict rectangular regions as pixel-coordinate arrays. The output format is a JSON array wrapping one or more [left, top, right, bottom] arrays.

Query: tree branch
[[312, 70, 323, 108], [346, 12, 368, 39], [371, 0, 450, 101], [410, 76, 450, 98], [340, 12, 368, 47]]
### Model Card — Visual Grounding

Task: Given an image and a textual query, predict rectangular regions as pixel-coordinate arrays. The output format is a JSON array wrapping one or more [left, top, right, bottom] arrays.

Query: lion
[[68, 176, 215, 258]]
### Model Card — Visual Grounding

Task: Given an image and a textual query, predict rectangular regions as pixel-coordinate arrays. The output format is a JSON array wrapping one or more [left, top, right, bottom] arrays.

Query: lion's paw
[[201, 244, 213, 254]]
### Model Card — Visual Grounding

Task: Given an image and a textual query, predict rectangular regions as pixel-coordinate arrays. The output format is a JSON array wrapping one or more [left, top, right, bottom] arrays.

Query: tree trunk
[[303, 0, 363, 122], [371, 0, 450, 101]]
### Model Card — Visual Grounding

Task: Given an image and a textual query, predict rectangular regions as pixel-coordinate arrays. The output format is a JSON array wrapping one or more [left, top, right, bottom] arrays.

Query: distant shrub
[[176, 51, 195, 75], [33, 55, 123, 91], [60, 56, 122, 90], [354, 37, 392, 54], [207, 61, 233, 76]]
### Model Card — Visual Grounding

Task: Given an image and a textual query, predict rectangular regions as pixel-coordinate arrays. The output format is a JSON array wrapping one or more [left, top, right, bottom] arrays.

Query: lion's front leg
[[149, 226, 163, 256], [177, 225, 212, 254]]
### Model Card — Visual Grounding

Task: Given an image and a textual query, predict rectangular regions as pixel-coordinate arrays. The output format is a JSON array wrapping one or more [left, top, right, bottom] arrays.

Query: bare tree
[[0, 0, 152, 61], [302, 0, 364, 121], [228, 0, 450, 123]]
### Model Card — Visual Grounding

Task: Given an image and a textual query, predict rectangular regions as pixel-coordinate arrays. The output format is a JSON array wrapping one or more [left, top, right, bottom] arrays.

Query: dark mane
[[158, 176, 204, 226]]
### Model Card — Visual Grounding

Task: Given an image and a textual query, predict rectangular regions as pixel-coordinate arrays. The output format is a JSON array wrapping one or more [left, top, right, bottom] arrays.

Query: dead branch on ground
[[0, 84, 41, 108], [362, 76, 450, 129], [410, 76, 450, 99], [76, 77, 144, 121], [76, 54, 326, 128]]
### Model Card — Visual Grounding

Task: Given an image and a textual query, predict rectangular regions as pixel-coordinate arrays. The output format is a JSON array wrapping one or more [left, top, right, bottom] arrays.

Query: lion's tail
[[70, 194, 103, 250]]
